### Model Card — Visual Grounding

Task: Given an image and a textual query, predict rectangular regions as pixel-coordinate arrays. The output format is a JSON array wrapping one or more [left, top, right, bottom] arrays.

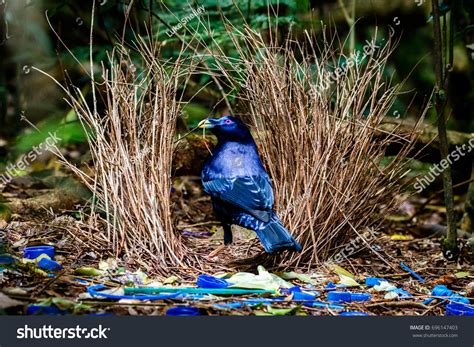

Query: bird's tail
[[254, 216, 302, 253]]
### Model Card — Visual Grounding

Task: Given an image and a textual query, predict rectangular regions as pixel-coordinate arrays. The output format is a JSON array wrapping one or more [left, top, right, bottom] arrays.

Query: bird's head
[[198, 115, 253, 142]]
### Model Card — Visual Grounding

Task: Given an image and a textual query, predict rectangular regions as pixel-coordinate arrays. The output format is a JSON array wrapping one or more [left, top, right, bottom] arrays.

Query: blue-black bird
[[198, 115, 302, 253]]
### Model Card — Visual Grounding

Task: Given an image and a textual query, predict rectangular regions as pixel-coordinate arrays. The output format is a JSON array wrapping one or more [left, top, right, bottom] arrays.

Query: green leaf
[[278, 271, 317, 285], [330, 264, 355, 279], [266, 305, 300, 316], [454, 272, 470, 279], [74, 267, 103, 277], [164, 275, 178, 284], [338, 275, 360, 287]]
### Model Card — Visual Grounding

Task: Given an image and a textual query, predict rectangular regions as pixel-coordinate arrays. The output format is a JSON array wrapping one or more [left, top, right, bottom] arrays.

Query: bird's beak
[[198, 118, 216, 129]]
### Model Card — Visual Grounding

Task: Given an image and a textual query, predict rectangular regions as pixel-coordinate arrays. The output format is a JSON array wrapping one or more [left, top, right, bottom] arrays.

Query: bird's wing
[[203, 175, 274, 222]]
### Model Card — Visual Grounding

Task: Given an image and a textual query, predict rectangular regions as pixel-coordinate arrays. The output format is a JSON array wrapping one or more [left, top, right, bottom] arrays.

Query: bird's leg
[[223, 223, 233, 245]]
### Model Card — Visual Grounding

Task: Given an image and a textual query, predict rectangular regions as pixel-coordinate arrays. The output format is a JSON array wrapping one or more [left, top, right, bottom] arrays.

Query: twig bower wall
[[51, 23, 420, 275]]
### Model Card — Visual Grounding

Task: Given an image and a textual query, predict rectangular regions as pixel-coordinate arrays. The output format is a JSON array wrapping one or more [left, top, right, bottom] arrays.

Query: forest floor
[[0, 170, 473, 316]]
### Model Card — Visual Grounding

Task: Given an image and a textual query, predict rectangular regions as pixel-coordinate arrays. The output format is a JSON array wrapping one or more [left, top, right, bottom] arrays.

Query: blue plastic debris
[[166, 307, 200, 316], [365, 277, 385, 287], [390, 288, 413, 299], [88, 284, 181, 301], [325, 281, 336, 290], [213, 302, 245, 310], [27, 305, 67, 315], [37, 258, 62, 272], [449, 294, 470, 305], [304, 301, 345, 311], [24, 246, 55, 260], [446, 303, 474, 316], [328, 291, 371, 303], [339, 311, 369, 316], [400, 262, 426, 283], [423, 285, 469, 305], [197, 274, 230, 289], [0, 254, 16, 264], [292, 291, 318, 301]]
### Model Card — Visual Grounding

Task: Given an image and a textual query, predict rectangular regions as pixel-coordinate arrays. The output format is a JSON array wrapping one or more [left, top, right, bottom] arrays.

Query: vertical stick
[[431, 0, 458, 259]]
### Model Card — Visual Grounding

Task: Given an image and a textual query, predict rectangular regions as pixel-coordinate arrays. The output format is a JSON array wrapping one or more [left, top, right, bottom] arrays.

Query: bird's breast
[[203, 142, 265, 179]]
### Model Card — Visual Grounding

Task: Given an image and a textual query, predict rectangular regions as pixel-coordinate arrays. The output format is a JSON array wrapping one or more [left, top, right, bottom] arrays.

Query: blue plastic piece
[[325, 281, 336, 290], [449, 294, 470, 304], [365, 277, 385, 287], [213, 302, 245, 310], [88, 284, 181, 301], [340, 311, 369, 316], [37, 258, 62, 272], [328, 291, 351, 303], [400, 262, 426, 283], [166, 307, 200, 316], [292, 291, 318, 301], [446, 303, 474, 316], [24, 246, 55, 260], [0, 254, 16, 264], [390, 288, 412, 298], [350, 293, 371, 302], [431, 285, 452, 297], [27, 305, 67, 315], [304, 301, 345, 311], [423, 285, 453, 305], [196, 274, 229, 289], [328, 291, 371, 303]]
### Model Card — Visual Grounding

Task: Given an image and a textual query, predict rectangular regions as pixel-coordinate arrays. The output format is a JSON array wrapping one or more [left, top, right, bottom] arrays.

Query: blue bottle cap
[[24, 246, 55, 260], [446, 303, 474, 316], [37, 258, 62, 272], [327, 291, 352, 303], [339, 311, 369, 316], [166, 306, 201, 316], [196, 274, 229, 289]]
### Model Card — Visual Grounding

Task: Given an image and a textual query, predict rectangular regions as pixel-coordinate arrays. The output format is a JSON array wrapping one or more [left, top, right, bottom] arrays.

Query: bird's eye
[[225, 119, 232, 124]]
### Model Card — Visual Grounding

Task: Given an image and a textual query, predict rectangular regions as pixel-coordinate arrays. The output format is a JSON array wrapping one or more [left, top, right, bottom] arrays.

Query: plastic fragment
[[27, 304, 67, 315], [303, 301, 345, 311], [166, 307, 200, 316], [197, 274, 230, 289], [88, 284, 180, 301], [400, 262, 426, 283], [340, 311, 369, 316], [373, 281, 397, 292], [446, 303, 474, 316], [124, 287, 275, 295], [327, 291, 371, 303], [37, 258, 62, 272], [423, 285, 469, 305], [365, 277, 385, 287]]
